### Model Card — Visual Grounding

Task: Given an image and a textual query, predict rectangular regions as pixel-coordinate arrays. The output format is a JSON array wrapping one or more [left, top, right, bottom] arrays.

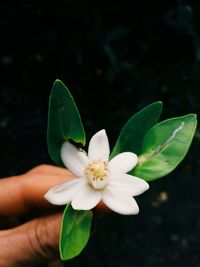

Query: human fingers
[[0, 165, 73, 216], [0, 212, 62, 267], [29, 165, 110, 215], [0, 164, 109, 217], [27, 164, 70, 176]]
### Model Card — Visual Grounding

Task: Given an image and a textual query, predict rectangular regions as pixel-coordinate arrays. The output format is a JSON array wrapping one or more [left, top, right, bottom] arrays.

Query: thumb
[[0, 213, 63, 267]]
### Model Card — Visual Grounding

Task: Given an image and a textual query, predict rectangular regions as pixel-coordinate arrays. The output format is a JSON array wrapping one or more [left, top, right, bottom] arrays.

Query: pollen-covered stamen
[[84, 160, 109, 189]]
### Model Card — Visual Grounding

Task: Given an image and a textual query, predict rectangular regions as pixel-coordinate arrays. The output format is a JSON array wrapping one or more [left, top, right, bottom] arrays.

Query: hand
[[0, 165, 109, 267]]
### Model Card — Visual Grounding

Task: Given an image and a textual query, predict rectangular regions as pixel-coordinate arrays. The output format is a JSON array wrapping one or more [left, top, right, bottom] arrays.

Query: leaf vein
[[138, 122, 185, 164]]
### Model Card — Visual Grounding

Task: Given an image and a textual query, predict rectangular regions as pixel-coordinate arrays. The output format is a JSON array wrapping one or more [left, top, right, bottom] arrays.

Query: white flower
[[44, 130, 149, 215]]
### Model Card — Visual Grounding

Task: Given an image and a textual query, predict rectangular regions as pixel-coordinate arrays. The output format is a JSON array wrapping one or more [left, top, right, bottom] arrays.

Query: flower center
[[84, 159, 109, 189]]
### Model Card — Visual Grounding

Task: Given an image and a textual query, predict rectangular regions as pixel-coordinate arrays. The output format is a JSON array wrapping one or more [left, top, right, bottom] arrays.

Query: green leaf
[[110, 101, 163, 158], [47, 79, 85, 166], [132, 114, 197, 181], [59, 204, 93, 260]]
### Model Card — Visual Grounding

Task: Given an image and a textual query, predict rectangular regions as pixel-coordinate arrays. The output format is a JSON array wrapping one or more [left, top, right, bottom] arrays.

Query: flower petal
[[72, 184, 101, 210], [88, 129, 110, 161], [109, 152, 138, 174], [61, 141, 89, 177], [109, 174, 149, 196], [44, 178, 86, 205], [102, 185, 139, 215]]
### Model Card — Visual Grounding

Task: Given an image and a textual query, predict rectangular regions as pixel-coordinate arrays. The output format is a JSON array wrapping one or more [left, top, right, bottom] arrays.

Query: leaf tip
[[147, 101, 163, 113], [185, 113, 198, 124], [59, 250, 64, 261], [53, 79, 66, 89], [192, 113, 197, 119], [154, 101, 163, 109]]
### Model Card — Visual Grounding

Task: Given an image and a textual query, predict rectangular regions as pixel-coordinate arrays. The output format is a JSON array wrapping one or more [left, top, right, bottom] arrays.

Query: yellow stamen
[[84, 160, 109, 189]]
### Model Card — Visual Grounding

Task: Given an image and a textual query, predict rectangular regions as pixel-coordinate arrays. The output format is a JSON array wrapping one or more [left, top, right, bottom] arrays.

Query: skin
[[0, 165, 109, 267]]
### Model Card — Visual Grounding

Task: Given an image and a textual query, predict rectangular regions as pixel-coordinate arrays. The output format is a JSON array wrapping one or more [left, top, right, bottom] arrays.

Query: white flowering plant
[[45, 79, 197, 261]]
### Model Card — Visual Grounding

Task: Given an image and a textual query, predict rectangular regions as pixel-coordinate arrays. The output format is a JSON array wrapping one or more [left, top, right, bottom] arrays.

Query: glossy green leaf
[[132, 114, 197, 181], [47, 80, 86, 166], [59, 204, 93, 260], [110, 101, 163, 158]]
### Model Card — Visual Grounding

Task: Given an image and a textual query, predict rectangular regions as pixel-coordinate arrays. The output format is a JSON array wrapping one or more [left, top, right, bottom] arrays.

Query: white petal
[[44, 178, 86, 205], [72, 184, 101, 210], [61, 141, 89, 177], [109, 152, 138, 174], [88, 129, 110, 161], [102, 185, 139, 215], [109, 174, 149, 196]]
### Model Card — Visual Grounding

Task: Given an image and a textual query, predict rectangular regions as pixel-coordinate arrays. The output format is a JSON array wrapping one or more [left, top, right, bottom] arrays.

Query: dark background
[[1, 1, 200, 266]]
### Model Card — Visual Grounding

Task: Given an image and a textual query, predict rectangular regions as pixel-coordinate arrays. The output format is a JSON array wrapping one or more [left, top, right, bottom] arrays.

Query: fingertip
[[94, 200, 111, 216]]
